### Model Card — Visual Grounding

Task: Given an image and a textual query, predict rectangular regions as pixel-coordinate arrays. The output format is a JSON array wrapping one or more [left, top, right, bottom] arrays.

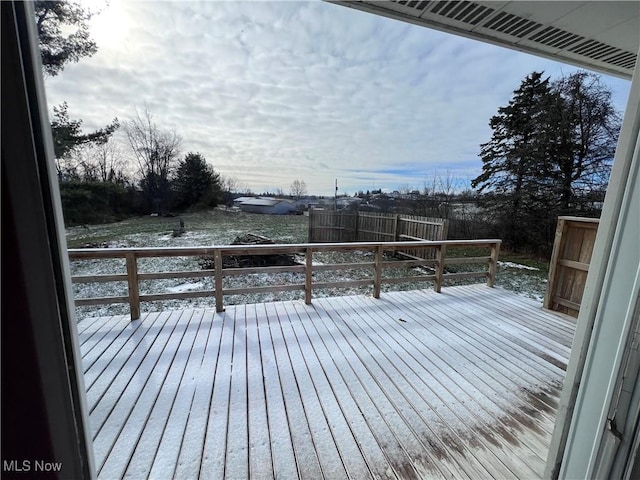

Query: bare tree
[[222, 175, 239, 194], [221, 175, 251, 195], [550, 71, 620, 211], [70, 138, 129, 183], [437, 169, 459, 219], [124, 107, 181, 213], [410, 174, 439, 217], [94, 140, 128, 183], [398, 184, 415, 197], [290, 179, 307, 199], [219, 175, 251, 205]]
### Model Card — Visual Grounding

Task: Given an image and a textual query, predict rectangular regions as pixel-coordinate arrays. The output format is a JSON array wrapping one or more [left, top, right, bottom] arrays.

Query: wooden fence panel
[[309, 210, 447, 259], [308, 210, 357, 242], [544, 216, 599, 317], [357, 213, 396, 243], [396, 214, 448, 260]]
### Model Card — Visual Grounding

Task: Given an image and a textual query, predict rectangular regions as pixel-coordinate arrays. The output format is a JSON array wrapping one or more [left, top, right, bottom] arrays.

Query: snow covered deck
[[78, 284, 575, 479]]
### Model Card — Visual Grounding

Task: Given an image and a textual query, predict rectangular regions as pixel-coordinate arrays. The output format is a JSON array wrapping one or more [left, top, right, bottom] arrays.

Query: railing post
[[487, 241, 501, 287], [373, 245, 383, 298], [305, 247, 313, 304], [125, 252, 140, 320], [214, 249, 224, 312], [435, 244, 447, 293]]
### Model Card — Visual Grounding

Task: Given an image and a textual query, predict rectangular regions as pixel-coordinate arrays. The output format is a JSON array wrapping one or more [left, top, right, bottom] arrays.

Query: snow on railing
[[68, 239, 501, 320]]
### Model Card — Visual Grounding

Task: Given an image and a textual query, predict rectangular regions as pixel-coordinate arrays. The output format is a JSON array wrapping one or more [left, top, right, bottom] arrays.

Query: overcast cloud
[[43, 0, 632, 196]]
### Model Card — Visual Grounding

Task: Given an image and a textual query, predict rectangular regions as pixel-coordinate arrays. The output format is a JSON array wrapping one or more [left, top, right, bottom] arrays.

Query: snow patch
[[166, 282, 206, 293], [498, 261, 540, 271], [293, 254, 323, 266]]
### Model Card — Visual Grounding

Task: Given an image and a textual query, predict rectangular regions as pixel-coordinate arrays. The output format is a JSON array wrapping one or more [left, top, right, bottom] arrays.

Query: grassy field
[[66, 209, 309, 248], [66, 209, 550, 318]]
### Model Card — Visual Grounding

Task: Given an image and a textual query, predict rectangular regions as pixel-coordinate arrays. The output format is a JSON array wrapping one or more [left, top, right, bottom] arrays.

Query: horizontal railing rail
[[68, 239, 501, 320]]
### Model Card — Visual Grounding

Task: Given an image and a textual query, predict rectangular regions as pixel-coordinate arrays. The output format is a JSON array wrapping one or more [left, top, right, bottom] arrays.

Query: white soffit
[[331, 1, 639, 79]]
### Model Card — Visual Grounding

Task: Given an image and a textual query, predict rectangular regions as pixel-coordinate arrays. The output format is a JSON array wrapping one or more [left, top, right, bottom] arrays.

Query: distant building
[[294, 198, 322, 210], [236, 197, 297, 215], [232, 196, 258, 206]]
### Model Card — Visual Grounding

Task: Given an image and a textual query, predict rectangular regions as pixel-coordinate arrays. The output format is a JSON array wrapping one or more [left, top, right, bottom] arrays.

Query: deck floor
[[78, 284, 575, 479]]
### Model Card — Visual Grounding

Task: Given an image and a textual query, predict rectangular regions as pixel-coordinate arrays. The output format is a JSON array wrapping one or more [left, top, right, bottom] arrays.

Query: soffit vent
[[380, 0, 637, 77], [570, 39, 622, 61], [398, 1, 496, 25], [529, 27, 584, 50], [482, 11, 541, 38], [606, 52, 637, 70], [396, 0, 428, 12], [432, 1, 471, 18]]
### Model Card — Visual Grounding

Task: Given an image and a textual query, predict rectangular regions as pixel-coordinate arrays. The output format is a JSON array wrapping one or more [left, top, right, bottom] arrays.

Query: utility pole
[[334, 179, 338, 210]]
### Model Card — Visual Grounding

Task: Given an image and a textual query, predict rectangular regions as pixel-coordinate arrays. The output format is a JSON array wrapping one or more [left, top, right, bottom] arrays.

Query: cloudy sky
[[43, 0, 632, 196]]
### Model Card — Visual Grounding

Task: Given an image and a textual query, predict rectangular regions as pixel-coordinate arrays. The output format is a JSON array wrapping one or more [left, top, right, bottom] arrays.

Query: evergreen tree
[[172, 153, 221, 211], [35, 0, 97, 76], [35, 1, 119, 171], [472, 72, 555, 250], [472, 71, 620, 253], [51, 102, 119, 175]]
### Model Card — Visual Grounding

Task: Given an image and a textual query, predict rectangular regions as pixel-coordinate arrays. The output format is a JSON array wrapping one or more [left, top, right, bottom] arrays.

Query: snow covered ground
[[67, 210, 549, 319], [498, 261, 540, 271]]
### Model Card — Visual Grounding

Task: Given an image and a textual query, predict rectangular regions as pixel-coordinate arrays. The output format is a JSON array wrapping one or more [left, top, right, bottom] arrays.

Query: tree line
[[54, 105, 231, 225], [36, 1, 234, 225]]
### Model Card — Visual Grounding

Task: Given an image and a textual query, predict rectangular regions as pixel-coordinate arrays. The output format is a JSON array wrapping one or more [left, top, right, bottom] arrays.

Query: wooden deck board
[[245, 303, 276, 480], [305, 302, 440, 480], [332, 294, 540, 479], [170, 310, 224, 480], [288, 301, 416, 480], [79, 284, 576, 479], [277, 302, 350, 479], [198, 306, 236, 480], [316, 297, 502, 479], [393, 290, 563, 423], [96, 309, 194, 478], [255, 302, 299, 479]]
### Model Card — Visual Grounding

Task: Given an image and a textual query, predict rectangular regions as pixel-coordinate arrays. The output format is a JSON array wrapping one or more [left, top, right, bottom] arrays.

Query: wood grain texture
[[79, 285, 574, 479], [545, 217, 599, 317]]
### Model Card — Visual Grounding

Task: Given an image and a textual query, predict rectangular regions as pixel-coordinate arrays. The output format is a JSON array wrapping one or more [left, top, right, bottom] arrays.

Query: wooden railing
[[68, 239, 501, 320], [544, 216, 599, 317]]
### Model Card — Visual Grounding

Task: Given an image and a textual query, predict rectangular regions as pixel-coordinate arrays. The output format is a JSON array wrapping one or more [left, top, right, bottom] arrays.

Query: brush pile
[[199, 234, 298, 269]]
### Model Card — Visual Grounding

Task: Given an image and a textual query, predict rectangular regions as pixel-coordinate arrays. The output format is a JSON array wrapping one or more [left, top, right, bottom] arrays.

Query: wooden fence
[[308, 210, 447, 260], [544, 216, 599, 317], [68, 239, 500, 320], [308, 211, 358, 242]]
